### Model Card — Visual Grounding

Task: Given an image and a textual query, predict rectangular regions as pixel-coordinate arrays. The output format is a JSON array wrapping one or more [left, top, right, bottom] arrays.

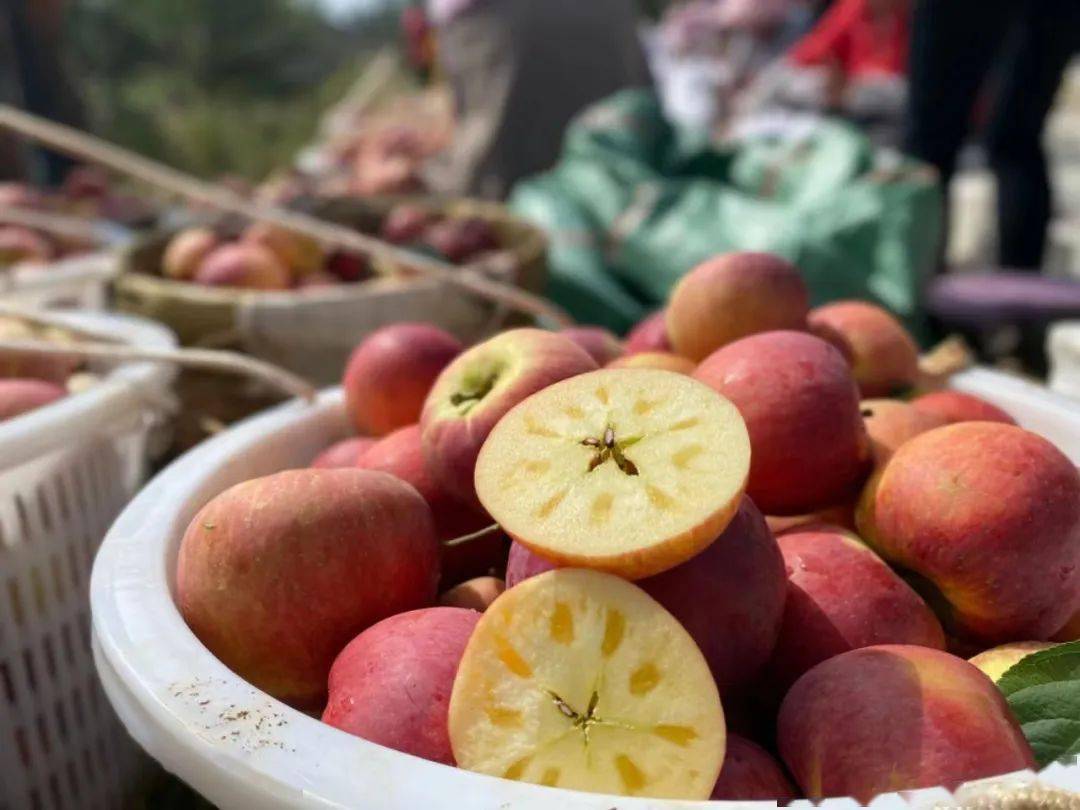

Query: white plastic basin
[[90, 368, 1080, 809]]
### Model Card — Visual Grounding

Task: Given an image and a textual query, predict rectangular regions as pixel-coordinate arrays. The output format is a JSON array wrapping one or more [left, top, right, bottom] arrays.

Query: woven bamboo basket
[[113, 196, 547, 451], [115, 196, 546, 368]]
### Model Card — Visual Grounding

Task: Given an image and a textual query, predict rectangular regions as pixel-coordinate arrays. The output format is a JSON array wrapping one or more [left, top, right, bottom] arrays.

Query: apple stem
[[442, 523, 502, 548]]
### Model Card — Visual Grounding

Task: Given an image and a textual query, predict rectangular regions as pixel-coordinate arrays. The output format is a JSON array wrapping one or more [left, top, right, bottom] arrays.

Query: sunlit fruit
[[475, 368, 750, 579], [448, 569, 726, 799]]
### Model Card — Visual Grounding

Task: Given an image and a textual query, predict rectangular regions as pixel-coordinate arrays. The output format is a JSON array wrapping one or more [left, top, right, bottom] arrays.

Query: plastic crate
[[0, 251, 119, 311], [1, 311, 176, 810]]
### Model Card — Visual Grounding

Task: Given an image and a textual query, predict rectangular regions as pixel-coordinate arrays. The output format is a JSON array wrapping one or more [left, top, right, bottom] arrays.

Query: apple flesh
[[448, 569, 727, 799], [505, 497, 785, 692], [778, 645, 1035, 802], [911, 390, 1015, 425], [475, 368, 751, 579], [695, 331, 870, 515], [344, 323, 463, 437], [358, 425, 501, 586], [607, 351, 695, 375], [176, 468, 440, 708], [560, 326, 624, 366], [969, 641, 1056, 683], [857, 422, 1080, 643], [421, 328, 597, 506], [438, 577, 505, 611], [764, 529, 945, 692], [194, 243, 291, 290], [623, 310, 672, 354], [323, 607, 481, 765], [162, 227, 219, 280], [861, 398, 948, 466], [667, 253, 809, 361], [809, 301, 920, 397], [0, 379, 66, 421], [310, 436, 376, 469], [711, 734, 798, 802]]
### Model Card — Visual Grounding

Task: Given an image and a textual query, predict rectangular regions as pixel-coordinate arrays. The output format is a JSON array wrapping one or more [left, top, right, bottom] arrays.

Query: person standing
[[0, 0, 84, 184], [424, 0, 652, 200], [905, 0, 1080, 270]]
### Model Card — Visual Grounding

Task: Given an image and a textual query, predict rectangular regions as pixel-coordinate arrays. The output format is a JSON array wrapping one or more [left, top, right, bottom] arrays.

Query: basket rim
[[0, 310, 176, 471], [1, 249, 120, 291], [90, 369, 1080, 809], [114, 196, 548, 306]]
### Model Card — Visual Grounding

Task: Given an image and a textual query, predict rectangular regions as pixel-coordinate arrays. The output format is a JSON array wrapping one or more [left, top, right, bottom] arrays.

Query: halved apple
[[474, 368, 750, 579], [448, 569, 726, 799]]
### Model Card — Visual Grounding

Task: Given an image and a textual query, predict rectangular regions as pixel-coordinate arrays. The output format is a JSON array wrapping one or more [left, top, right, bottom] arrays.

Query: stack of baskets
[[0, 311, 176, 810]]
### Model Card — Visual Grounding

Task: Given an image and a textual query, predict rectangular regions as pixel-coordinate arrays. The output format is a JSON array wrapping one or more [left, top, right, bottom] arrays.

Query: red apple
[[711, 734, 799, 802], [623, 310, 672, 354], [911, 390, 1016, 425], [695, 331, 870, 515], [162, 228, 219, 280], [194, 243, 291, 290], [358, 425, 501, 586], [0, 379, 66, 421], [809, 301, 920, 397], [422, 218, 499, 264], [764, 528, 945, 692], [857, 422, 1080, 643], [778, 645, 1035, 801], [381, 204, 434, 244], [323, 607, 481, 764], [343, 323, 463, 437], [668, 253, 809, 361], [242, 222, 324, 277], [559, 326, 624, 366], [310, 436, 377, 469], [420, 328, 597, 506], [176, 469, 440, 708]]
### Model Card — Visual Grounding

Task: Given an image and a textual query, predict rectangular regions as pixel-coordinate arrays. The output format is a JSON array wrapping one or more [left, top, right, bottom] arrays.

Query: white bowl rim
[[90, 371, 1080, 809]]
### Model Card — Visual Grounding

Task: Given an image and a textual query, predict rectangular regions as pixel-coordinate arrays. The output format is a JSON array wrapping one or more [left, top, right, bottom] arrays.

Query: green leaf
[[998, 641, 1080, 768]]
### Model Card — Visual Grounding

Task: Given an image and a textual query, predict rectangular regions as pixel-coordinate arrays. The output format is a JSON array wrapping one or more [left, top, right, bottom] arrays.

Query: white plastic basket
[[1, 311, 176, 810], [90, 368, 1080, 810], [0, 250, 120, 310], [1049, 321, 1080, 402]]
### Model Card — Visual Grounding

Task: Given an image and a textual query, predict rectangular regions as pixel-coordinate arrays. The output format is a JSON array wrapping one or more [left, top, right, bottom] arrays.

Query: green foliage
[[66, 0, 397, 180], [998, 641, 1080, 768]]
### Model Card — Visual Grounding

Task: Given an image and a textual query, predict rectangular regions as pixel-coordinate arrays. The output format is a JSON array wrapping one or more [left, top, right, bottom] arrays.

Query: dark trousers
[[905, 0, 1080, 269]]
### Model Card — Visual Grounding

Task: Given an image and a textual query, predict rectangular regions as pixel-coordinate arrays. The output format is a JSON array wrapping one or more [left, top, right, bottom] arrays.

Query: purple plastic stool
[[927, 272, 1080, 328]]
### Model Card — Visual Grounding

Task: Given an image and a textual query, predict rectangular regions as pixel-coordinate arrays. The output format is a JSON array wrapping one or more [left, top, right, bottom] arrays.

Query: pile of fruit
[[159, 205, 502, 291], [0, 171, 154, 269], [0, 316, 94, 422], [174, 252, 1080, 802]]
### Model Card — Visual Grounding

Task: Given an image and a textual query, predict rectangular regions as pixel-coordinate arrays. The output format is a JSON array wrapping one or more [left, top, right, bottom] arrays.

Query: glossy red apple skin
[[420, 329, 597, 506], [343, 323, 463, 437]]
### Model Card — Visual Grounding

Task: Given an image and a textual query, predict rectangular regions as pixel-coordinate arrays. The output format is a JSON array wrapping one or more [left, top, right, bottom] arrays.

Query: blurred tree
[[638, 0, 678, 20], [66, 0, 396, 179]]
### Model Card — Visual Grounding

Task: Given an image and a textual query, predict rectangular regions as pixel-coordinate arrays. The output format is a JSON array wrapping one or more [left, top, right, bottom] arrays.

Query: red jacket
[[789, 0, 910, 78]]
